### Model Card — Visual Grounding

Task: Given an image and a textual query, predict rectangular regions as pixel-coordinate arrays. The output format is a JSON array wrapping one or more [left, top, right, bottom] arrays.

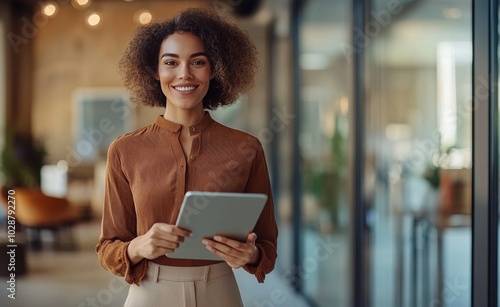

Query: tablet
[[167, 191, 267, 260]]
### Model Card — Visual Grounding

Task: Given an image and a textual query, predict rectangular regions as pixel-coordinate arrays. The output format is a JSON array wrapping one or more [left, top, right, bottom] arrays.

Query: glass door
[[365, 1, 472, 306], [297, 0, 352, 305]]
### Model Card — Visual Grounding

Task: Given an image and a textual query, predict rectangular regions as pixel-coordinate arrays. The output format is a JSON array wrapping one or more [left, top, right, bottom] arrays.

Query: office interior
[[0, 0, 499, 306]]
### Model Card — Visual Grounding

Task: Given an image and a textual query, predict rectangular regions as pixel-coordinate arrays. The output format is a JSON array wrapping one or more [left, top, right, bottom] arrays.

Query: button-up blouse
[[96, 112, 278, 285]]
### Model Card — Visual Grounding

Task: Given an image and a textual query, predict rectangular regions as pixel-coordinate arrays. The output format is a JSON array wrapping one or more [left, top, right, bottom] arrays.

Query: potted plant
[[0, 132, 46, 188]]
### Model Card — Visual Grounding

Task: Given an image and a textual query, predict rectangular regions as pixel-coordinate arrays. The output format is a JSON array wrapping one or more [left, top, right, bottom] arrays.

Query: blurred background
[[0, 0, 498, 306]]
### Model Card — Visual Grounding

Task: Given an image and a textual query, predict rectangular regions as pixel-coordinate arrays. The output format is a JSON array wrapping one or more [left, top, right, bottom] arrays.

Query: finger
[[203, 239, 249, 258], [205, 245, 244, 267], [149, 238, 181, 250], [153, 223, 192, 237], [146, 232, 185, 248], [246, 232, 257, 244], [144, 244, 178, 259], [211, 236, 248, 252], [158, 233, 187, 244], [170, 226, 193, 237], [159, 240, 181, 249], [157, 245, 178, 255]]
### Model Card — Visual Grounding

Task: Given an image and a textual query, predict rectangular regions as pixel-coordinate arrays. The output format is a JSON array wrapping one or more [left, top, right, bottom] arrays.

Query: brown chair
[[0, 187, 85, 250]]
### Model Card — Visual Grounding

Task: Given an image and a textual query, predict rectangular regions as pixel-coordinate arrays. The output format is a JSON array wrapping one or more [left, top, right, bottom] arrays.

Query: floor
[[0, 219, 309, 307], [0, 208, 473, 307]]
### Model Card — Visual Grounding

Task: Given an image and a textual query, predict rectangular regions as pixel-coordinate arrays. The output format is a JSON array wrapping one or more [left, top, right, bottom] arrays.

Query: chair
[[0, 187, 85, 251]]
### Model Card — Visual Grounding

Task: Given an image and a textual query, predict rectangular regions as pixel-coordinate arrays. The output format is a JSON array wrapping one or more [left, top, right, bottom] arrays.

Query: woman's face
[[157, 31, 213, 112]]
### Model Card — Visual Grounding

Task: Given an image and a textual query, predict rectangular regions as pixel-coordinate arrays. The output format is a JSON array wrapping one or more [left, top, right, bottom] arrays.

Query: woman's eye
[[193, 60, 205, 66], [164, 60, 177, 66]]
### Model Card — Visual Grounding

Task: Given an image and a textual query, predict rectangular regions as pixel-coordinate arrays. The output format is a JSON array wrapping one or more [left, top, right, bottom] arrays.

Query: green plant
[[423, 164, 440, 189], [0, 133, 46, 188], [303, 112, 348, 230]]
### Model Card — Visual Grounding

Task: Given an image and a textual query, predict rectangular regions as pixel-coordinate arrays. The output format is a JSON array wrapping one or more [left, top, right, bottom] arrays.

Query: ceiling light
[[135, 10, 152, 25], [86, 12, 101, 27], [72, 0, 92, 9], [41, 2, 58, 17]]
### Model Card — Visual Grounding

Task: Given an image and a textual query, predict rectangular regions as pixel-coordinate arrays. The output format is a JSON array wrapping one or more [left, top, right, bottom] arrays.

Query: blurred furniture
[[395, 168, 471, 307], [431, 168, 471, 306], [66, 163, 101, 220], [0, 187, 86, 251]]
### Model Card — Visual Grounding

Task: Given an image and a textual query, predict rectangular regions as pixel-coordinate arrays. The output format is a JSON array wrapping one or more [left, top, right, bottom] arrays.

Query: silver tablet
[[167, 191, 267, 261]]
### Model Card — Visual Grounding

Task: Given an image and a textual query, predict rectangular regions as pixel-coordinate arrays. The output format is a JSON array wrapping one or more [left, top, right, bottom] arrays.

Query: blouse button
[[190, 127, 195, 131], [190, 156, 195, 160]]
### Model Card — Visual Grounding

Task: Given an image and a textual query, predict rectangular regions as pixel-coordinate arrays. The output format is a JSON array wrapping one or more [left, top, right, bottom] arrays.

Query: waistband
[[147, 262, 233, 283]]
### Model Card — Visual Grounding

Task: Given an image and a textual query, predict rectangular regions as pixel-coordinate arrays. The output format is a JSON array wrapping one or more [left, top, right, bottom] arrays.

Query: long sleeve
[[242, 142, 278, 283], [95, 140, 148, 285]]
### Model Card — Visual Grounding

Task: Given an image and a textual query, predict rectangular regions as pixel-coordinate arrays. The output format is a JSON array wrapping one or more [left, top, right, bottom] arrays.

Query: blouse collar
[[155, 111, 214, 135]]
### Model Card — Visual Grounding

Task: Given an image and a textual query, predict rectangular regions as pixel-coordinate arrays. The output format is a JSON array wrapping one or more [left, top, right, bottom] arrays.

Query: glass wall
[[365, 1, 472, 306], [288, 1, 500, 306], [298, 0, 352, 305]]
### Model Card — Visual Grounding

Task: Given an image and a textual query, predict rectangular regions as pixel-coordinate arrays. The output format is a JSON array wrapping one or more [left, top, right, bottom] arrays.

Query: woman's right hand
[[127, 223, 191, 265]]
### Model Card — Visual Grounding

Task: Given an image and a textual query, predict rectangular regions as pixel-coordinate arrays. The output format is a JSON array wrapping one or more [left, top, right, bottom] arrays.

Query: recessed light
[[86, 12, 101, 27], [72, 0, 92, 9], [41, 2, 58, 17], [134, 10, 152, 25]]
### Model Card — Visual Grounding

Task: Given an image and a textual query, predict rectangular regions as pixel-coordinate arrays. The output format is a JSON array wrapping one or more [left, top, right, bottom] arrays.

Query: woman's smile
[[172, 83, 199, 94]]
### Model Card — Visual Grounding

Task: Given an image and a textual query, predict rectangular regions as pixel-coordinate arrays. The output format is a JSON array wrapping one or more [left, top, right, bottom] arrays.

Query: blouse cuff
[[122, 243, 148, 285], [243, 244, 268, 283]]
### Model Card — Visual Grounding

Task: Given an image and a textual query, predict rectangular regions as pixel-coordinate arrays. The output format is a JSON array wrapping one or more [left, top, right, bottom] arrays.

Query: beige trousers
[[124, 262, 243, 307]]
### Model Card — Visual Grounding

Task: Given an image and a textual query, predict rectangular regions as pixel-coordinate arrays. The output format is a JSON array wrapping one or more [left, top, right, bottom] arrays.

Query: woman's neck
[[163, 105, 205, 128]]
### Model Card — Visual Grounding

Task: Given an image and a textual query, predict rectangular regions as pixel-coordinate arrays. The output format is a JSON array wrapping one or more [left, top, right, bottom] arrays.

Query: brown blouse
[[96, 112, 278, 285]]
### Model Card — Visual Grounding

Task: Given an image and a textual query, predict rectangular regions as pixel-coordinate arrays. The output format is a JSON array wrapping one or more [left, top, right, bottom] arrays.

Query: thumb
[[247, 232, 257, 244]]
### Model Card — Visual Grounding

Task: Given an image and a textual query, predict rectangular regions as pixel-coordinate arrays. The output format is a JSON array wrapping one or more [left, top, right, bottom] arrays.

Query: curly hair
[[118, 8, 259, 110]]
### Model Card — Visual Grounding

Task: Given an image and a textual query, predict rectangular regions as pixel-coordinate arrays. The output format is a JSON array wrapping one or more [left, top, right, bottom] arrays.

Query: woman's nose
[[178, 64, 193, 80]]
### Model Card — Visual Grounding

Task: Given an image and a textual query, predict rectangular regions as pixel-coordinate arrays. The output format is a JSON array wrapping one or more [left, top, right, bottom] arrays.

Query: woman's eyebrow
[[161, 52, 208, 59]]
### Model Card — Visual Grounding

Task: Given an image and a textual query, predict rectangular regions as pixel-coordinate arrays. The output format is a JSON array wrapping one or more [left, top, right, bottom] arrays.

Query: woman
[[95, 7, 278, 307]]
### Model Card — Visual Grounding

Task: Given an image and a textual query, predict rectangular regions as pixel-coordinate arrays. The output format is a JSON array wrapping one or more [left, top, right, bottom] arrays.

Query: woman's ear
[[210, 63, 216, 79]]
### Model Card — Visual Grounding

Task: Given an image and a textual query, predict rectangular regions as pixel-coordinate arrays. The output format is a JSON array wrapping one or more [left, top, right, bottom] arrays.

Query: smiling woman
[[96, 8, 277, 307]]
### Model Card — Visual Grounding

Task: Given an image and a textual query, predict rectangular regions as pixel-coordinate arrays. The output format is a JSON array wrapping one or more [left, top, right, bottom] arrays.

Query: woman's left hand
[[202, 233, 260, 269]]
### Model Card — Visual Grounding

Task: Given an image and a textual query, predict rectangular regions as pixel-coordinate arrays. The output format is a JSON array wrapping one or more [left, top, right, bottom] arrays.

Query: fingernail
[[202, 239, 208, 245], [205, 245, 212, 251], [214, 236, 222, 242], [253, 233, 257, 239]]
